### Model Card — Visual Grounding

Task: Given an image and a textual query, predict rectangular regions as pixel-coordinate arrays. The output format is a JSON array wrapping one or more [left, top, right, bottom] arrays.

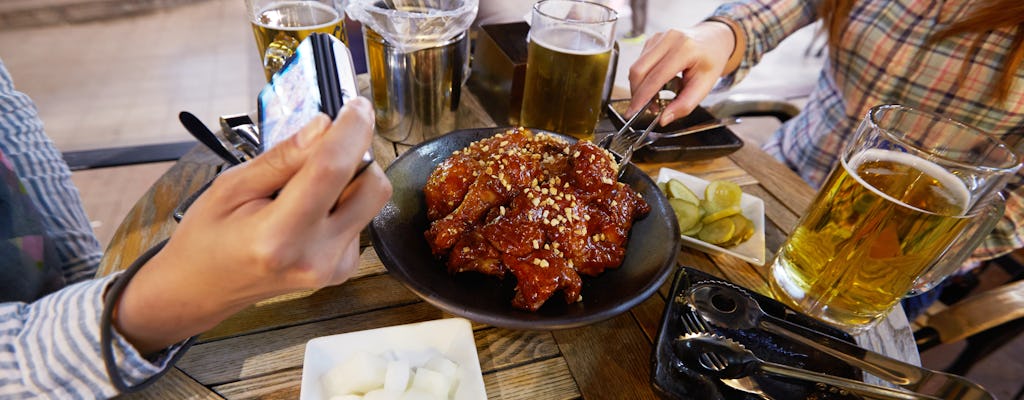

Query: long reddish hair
[[818, 1, 1024, 102]]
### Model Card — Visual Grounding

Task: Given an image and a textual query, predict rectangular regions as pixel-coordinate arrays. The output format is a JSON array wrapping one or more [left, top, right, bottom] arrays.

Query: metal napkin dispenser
[[467, 22, 530, 126]]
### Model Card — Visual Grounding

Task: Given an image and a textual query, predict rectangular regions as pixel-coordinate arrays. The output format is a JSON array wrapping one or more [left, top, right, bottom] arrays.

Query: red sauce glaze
[[424, 128, 650, 311]]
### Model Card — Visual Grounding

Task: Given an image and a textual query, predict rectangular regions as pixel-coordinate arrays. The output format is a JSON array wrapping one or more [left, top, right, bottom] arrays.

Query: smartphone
[[257, 33, 360, 152]]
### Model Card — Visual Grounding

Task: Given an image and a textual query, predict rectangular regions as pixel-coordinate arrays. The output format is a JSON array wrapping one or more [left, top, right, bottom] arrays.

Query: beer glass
[[909, 191, 1004, 294], [769, 104, 1020, 333], [520, 0, 617, 142], [246, 0, 348, 80]]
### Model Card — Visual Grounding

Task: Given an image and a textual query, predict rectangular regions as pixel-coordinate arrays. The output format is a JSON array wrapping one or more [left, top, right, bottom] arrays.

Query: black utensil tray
[[651, 266, 864, 400]]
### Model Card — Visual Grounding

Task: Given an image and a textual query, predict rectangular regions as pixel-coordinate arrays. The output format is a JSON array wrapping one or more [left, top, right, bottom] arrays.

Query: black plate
[[606, 100, 744, 163], [652, 267, 864, 399], [370, 127, 680, 330]]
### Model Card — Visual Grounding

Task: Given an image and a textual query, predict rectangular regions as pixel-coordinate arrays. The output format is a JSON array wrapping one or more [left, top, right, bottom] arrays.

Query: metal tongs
[[599, 96, 664, 179], [674, 334, 941, 400], [686, 281, 995, 400]]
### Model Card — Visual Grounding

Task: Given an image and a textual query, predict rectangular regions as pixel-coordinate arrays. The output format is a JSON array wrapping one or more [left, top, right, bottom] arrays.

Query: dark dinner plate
[[370, 127, 680, 330]]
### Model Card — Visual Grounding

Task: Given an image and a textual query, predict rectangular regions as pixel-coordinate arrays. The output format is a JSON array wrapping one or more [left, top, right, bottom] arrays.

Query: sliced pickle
[[719, 214, 754, 247], [698, 217, 735, 245], [700, 198, 719, 216], [702, 205, 742, 224], [682, 221, 703, 236], [704, 180, 742, 211], [669, 198, 701, 232], [666, 179, 700, 205], [736, 215, 755, 242]]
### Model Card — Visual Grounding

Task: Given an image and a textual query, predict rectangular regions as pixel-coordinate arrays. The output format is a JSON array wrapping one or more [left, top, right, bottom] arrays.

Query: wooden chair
[[914, 278, 1024, 375], [61, 141, 194, 171]]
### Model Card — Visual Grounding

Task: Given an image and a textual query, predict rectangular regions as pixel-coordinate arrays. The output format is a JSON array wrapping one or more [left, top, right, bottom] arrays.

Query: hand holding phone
[[257, 33, 366, 164]]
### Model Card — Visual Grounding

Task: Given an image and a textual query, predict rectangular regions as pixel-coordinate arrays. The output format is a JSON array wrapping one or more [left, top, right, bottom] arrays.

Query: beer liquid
[[251, 1, 346, 79], [520, 27, 612, 142], [770, 149, 971, 331]]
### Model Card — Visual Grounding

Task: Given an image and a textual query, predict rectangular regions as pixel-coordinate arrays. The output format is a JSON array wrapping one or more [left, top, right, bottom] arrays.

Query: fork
[[599, 96, 663, 179], [679, 307, 773, 400]]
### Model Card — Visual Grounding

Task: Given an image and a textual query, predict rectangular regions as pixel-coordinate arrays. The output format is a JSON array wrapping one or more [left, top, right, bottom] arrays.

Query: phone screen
[[257, 39, 322, 151]]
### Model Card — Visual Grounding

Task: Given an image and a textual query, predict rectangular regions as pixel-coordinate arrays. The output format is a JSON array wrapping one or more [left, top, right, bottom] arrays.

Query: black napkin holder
[[467, 22, 530, 126]]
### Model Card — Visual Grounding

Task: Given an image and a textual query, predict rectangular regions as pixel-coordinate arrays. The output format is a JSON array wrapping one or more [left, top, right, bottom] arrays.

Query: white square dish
[[300, 318, 486, 400], [656, 168, 766, 266]]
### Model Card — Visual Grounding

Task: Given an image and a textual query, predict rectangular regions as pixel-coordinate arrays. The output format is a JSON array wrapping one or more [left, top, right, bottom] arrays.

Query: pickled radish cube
[[363, 389, 400, 400], [399, 390, 443, 400], [424, 356, 458, 382], [410, 368, 450, 398], [328, 395, 363, 400], [383, 359, 412, 394], [322, 352, 388, 396]]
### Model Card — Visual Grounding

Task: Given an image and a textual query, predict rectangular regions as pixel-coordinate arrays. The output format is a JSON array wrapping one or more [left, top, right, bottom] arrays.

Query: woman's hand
[[114, 97, 392, 354], [627, 22, 737, 126]]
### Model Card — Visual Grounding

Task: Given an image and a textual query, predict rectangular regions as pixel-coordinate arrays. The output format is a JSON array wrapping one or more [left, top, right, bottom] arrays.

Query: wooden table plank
[[98, 150, 221, 277], [636, 156, 757, 187], [728, 143, 816, 215], [483, 357, 581, 400], [475, 328, 560, 373], [632, 287, 670, 343], [116, 369, 223, 400], [211, 369, 302, 400], [200, 274, 420, 341], [553, 313, 657, 400], [178, 302, 448, 386]]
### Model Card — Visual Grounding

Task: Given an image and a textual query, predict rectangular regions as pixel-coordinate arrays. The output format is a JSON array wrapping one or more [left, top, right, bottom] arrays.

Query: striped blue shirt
[[0, 58, 181, 398], [713, 0, 1024, 263]]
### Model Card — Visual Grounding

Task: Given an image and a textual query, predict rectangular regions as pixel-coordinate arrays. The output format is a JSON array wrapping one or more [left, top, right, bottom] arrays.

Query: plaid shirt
[[712, 0, 1024, 262]]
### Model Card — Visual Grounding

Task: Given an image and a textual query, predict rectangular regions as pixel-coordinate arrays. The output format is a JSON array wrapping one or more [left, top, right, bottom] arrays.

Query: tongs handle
[[618, 106, 664, 174], [756, 360, 941, 400], [760, 318, 994, 400]]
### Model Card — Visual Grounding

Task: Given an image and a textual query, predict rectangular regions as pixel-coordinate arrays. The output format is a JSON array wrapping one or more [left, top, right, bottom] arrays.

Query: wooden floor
[[70, 162, 174, 247]]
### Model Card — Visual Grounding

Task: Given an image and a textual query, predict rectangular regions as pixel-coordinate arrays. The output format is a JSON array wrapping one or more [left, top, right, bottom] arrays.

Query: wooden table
[[100, 77, 920, 399]]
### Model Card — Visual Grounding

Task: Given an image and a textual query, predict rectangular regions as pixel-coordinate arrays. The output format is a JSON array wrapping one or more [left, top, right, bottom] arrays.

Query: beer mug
[[909, 191, 1005, 295], [769, 104, 1021, 333], [520, 0, 618, 142], [246, 0, 348, 80]]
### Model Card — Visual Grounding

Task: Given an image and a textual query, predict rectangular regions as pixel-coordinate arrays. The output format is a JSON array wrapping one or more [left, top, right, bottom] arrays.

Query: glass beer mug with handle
[[909, 191, 1005, 295], [520, 0, 618, 143], [246, 0, 348, 80], [769, 104, 1021, 333]]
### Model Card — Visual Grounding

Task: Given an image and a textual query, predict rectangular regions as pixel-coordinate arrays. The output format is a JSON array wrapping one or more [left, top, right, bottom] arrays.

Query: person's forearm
[[112, 251, 250, 355], [699, 18, 745, 77]]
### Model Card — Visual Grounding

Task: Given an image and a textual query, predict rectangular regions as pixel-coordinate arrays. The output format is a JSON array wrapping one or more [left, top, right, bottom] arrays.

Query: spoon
[[687, 282, 994, 400], [179, 111, 242, 165], [673, 334, 940, 400]]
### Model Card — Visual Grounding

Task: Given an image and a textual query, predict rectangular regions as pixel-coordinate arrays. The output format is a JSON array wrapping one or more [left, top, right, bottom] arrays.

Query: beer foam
[[255, 1, 341, 30], [845, 148, 971, 215], [530, 27, 612, 55]]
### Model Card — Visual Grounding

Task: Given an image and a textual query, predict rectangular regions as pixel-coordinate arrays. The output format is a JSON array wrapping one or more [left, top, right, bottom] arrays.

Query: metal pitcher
[[363, 26, 471, 144]]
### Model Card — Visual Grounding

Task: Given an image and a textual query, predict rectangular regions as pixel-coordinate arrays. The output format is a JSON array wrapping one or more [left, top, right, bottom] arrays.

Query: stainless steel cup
[[363, 26, 471, 144]]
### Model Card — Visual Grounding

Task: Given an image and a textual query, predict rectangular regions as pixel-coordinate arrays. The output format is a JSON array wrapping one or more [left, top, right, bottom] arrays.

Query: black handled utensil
[[687, 281, 994, 400], [179, 111, 242, 166], [674, 334, 942, 400]]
